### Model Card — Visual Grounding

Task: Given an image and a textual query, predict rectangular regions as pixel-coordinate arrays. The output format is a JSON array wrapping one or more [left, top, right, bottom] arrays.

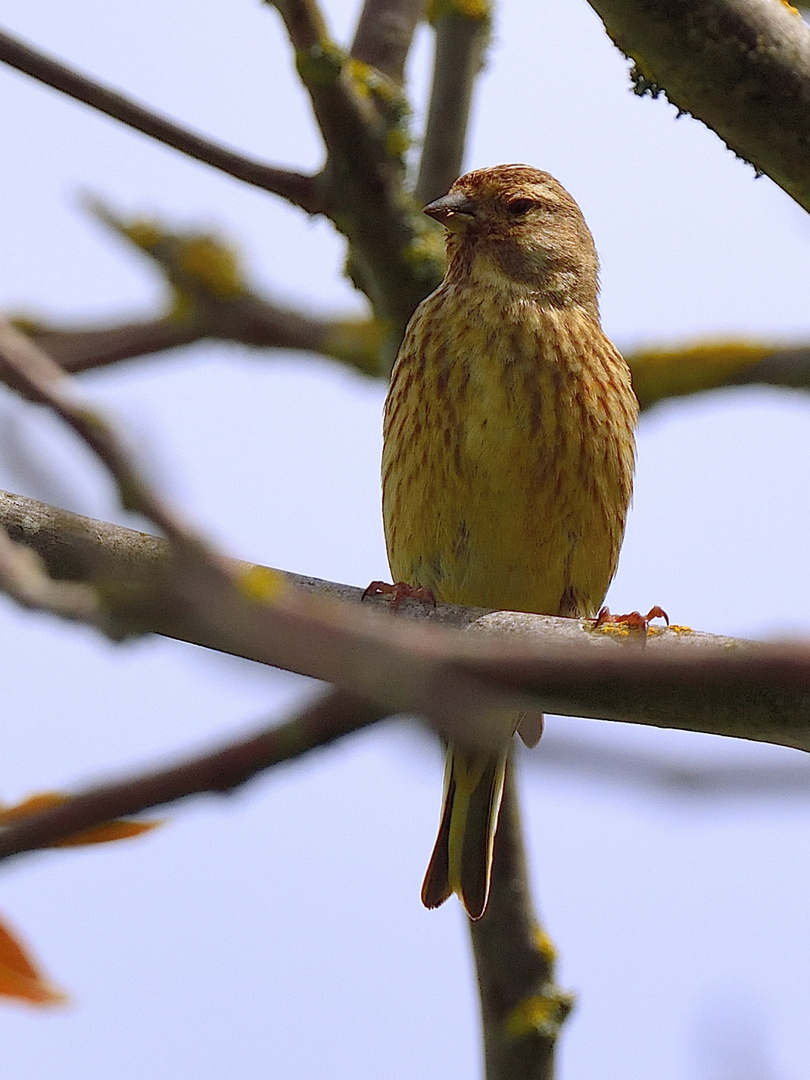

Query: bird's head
[[424, 164, 600, 314]]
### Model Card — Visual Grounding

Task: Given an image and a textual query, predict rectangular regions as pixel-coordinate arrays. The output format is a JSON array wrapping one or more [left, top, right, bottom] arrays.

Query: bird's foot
[[362, 580, 437, 611], [593, 605, 669, 642]]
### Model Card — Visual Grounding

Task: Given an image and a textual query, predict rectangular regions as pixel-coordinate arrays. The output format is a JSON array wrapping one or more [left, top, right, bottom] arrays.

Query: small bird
[[381, 164, 638, 920]]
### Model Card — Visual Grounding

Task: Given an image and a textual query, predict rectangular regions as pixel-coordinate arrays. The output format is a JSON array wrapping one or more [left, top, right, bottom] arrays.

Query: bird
[[379, 164, 638, 920]]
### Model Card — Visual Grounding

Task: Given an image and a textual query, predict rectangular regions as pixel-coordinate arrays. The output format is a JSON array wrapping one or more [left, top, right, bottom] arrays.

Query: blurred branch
[[629, 338, 810, 410], [524, 731, 810, 799], [17, 201, 390, 376], [584, 0, 810, 213], [0, 27, 323, 212], [18, 316, 208, 373], [0, 522, 103, 628], [416, 0, 491, 204], [471, 763, 573, 1080], [0, 689, 384, 863], [350, 0, 426, 84]]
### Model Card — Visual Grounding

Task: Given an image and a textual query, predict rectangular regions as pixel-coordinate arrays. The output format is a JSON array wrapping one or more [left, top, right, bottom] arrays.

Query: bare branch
[[628, 338, 810, 410], [584, 0, 810, 213], [14, 203, 388, 376], [0, 689, 384, 863], [2, 487, 810, 755], [471, 765, 573, 1080], [0, 319, 192, 538], [267, 0, 443, 331], [0, 26, 323, 212], [524, 731, 810, 799], [416, 2, 491, 204], [0, 523, 102, 627], [350, 0, 426, 84], [22, 308, 386, 378], [18, 316, 207, 373]]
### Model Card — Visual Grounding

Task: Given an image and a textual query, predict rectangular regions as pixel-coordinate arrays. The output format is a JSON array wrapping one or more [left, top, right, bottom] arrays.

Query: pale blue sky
[[0, 2, 809, 1077]]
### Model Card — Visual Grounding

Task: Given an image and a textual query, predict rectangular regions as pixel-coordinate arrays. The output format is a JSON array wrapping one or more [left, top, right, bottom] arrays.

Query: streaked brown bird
[[379, 164, 638, 920]]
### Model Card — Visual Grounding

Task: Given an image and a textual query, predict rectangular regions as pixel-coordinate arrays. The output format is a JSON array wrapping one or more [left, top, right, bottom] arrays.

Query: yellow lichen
[[239, 564, 286, 604], [533, 926, 558, 965], [122, 218, 164, 251], [506, 987, 574, 1039], [178, 236, 246, 299], [323, 317, 390, 375], [428, 0, 491, 22], [628, 340, 775, 410]]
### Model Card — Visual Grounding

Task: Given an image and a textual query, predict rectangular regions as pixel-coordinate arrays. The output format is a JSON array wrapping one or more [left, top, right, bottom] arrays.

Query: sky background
[[0, 1, 809, 1077]]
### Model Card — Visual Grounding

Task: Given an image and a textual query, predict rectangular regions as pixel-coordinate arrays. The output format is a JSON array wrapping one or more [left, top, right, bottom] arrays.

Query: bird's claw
[[593, 604, 669, 638], [362, 580, 437, 611]]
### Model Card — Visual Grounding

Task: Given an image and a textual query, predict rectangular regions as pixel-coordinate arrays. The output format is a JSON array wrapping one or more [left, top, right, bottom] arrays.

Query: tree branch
[[0, 26, 323, 212], [350, 0, 426, 84], [584, 0, 810, 213], [524, 730, 810, 799], [470, 763, 573, 1080], [1, 487, 810, 755], [14, 201, 388, 376], [267, 0, 444, 333], [628, 338, 810, 410], [0, 688, 384, 863], [415, 1, 491, 204]]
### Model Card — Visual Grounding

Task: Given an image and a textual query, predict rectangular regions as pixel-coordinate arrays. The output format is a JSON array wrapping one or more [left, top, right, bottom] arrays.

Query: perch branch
[[1, 489, 810, 755]]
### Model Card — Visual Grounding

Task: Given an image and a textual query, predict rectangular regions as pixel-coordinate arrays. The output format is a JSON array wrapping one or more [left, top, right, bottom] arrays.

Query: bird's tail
[[420, 744, 508, 920]]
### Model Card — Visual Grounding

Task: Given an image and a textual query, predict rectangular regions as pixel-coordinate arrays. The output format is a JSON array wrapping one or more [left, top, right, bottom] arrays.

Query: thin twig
[[415, 4, 491, 204], [0, 26, 323, 212], [0, 523, 102, 626], [0, 689, 384, 863]]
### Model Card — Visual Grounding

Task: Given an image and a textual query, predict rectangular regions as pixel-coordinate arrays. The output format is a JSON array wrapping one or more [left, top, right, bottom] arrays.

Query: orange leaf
[[54, 818, 160, 847], [0, 791, 162, 847], [0, 917, 66, 1007]]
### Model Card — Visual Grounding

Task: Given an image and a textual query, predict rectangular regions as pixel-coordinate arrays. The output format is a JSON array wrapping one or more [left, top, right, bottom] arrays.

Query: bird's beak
[[423, 192, 476, 232]]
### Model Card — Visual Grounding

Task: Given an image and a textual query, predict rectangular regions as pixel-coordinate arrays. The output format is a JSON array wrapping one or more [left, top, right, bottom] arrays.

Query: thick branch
[[416, 2, 491, 204], [1, 490, 810, 753], [0, 27, 323, 212], [470, 764, 572, 1080], [0, 688, 383, 863], [350, 0, 426, 84], [584, 0, 810, 213]]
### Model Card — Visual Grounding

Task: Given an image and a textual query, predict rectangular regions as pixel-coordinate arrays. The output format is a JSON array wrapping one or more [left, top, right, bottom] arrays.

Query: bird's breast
[[382, 286, 637, 616]]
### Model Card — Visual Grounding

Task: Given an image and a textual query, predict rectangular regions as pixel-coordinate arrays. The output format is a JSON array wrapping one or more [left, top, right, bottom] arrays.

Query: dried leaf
[[0, 917, 66, 1007], [0, 791, 162, 846]]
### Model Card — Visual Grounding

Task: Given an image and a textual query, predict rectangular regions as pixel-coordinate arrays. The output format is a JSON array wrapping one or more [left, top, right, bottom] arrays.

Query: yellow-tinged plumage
[[381, 165, 637, 919]]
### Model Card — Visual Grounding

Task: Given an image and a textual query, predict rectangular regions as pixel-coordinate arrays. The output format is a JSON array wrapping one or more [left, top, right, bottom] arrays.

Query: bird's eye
[[506, 198, 535, 216]]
